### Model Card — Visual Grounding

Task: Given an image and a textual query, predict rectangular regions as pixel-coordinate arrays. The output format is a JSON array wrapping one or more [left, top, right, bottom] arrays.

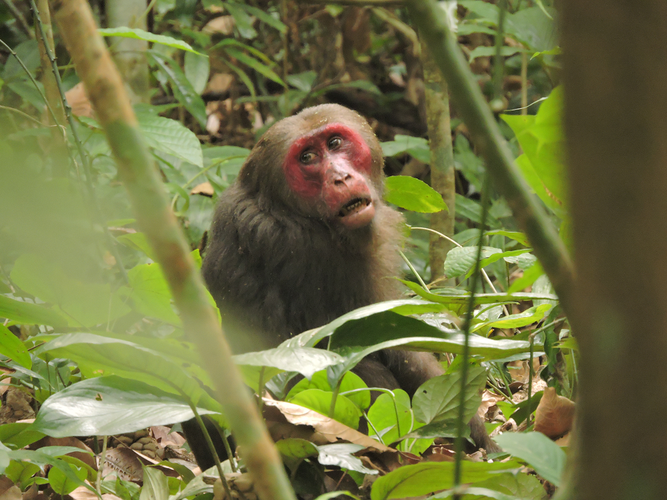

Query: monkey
[[189, 104, 499, 469]]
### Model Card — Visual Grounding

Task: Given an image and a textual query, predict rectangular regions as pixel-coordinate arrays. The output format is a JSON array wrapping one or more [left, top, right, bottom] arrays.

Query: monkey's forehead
[[262, 104, 374, 145]]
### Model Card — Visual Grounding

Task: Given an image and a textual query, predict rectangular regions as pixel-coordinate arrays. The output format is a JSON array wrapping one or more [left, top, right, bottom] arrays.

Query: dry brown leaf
[[191, 182, 214, 196], [65, 83, 95, 119], [205, 73, 234, 94], [203, 16, 235, 35], [534, 387, 576, 439], [70, 486, 123, 500], [102, 447, 144, 482], [263, 399, 393, 453]]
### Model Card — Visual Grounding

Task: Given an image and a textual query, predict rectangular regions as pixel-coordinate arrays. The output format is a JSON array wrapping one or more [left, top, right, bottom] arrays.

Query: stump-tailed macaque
[[190, 104, 498, 469]]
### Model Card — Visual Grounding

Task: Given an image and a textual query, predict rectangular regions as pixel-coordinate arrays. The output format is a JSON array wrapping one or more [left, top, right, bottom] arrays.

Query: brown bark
[[561, 1, 667, 498], [422, 45, 456, 283]]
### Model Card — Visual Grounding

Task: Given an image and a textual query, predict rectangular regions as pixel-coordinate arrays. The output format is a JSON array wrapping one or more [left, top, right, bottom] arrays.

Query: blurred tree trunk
[[561, 1, 667, 498], [422, 45, 456, 283], [106, 0, 150, 103]]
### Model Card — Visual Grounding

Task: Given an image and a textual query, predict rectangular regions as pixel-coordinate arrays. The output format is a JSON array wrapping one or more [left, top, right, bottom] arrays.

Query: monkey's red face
[[282, 123, 377, 229]]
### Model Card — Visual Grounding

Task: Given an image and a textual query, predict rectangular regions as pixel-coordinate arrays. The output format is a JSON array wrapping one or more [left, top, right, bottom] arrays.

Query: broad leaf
[[494, 432, 566, 486], [384, 176, 447, 213]]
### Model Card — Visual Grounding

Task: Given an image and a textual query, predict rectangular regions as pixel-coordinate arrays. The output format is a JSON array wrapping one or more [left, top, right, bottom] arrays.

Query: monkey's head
[[238, 104, 385, 230]]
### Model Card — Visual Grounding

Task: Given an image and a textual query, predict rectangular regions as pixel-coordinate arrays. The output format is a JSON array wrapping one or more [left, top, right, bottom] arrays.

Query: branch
[[47, 1, 296, 499]]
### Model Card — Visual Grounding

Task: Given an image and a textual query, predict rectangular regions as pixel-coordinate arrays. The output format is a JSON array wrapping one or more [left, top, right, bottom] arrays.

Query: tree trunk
[[561, 1, 667, 498], [422, 45, 456, 283]]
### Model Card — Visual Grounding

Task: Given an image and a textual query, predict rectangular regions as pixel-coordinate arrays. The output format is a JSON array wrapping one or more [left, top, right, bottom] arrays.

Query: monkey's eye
[[328, 136, 343, 150], [300, 150, 317, 164]]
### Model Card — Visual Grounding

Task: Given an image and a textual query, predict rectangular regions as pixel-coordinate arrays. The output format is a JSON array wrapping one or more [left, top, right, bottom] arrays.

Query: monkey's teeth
[[340, 199, 368, 216]]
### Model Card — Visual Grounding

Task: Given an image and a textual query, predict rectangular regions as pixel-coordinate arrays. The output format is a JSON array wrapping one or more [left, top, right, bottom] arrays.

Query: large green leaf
[[494, 432, 566, 485], [444, 246, 502, 278], [502, 87, 567, 217], [137, 111, 203, 168], [412, 367, 486, 426], [98, 27, 199, 53], [0, 295, 69, 327], [33, 333, 218, 411], [124, 262, 181, 325], [384, 176, 447, 213], [381, 135, 430, 163], [0, 325, 30, 369], [370, 461, 523, 500], [329, 311, 538, 360], [289, 390, 361, 429], [33, 376, 221, 438], [10, 254, 130, 327]]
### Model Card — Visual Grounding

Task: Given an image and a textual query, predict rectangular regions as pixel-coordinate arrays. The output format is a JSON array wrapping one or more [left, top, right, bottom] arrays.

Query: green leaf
[[475, 303, 551, 331], [116, 232, 156, 259], [224, 48, 285, 86], [286, 71, 317, 92], [328, 311, 539, 362], [468, 46, 522, 62], [234, 346, 344, 380], [485, 230, 529, 246], [125, 262, 181, 325], [10, 254, 130, 327], [235, 3, 287, 33], [140, 465, 169, 500], [288, 371, 370, 410], [455, 194, 502, 227], [463, 248, 534, 279], [48, 461, 87, 495], [0, 295, 68, 328], [0, 325, 30, 369], [367, 390, 432, 454], [384, 176, 447, 213], [33, 334, 219, 414], [184, 51, 210, 94], [413, 367, 486, 425], [149, 52, 207, 128], [507, 262, 545, 293], [33, 376, 220, 438], [0, 422, 44, 449], [98, 27, 200, 53], [317, 443, 377, 475], [493, 432, 566, 485], [137, 111, 203, 168], [381, 135, 430, 163], [275, 438, 318, 459], [222, 2, 257, 39], [289, 389, 361, 429], [505, 7, 558, 53], [502, 87, 567, 216], [370, 461, 523, 500], [444, 246, 502, 278]]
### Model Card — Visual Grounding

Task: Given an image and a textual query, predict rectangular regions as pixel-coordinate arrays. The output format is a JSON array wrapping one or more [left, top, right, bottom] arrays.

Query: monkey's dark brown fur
[[196, 104, 497, 468]]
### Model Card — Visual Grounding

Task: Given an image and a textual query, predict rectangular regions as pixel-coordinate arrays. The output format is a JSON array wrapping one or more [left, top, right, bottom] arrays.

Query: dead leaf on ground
[[534, 387, 575, 439], [263, 399, 393, 454]]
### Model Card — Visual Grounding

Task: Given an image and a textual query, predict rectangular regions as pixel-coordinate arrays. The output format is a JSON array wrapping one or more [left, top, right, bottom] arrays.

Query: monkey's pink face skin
[[283, 123, 376, 229]]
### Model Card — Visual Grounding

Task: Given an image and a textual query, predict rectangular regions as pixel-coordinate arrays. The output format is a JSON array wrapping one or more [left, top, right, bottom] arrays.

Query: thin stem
[[453, 177, 491, 492], [191, 405, 232, 496], [0, 37, 60, 127], [410, 225, 510, 316], [399, 249, 429, 291]]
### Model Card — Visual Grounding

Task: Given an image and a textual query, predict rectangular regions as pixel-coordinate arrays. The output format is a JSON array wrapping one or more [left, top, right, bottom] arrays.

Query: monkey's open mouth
[[339, 197, 371, 217]]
